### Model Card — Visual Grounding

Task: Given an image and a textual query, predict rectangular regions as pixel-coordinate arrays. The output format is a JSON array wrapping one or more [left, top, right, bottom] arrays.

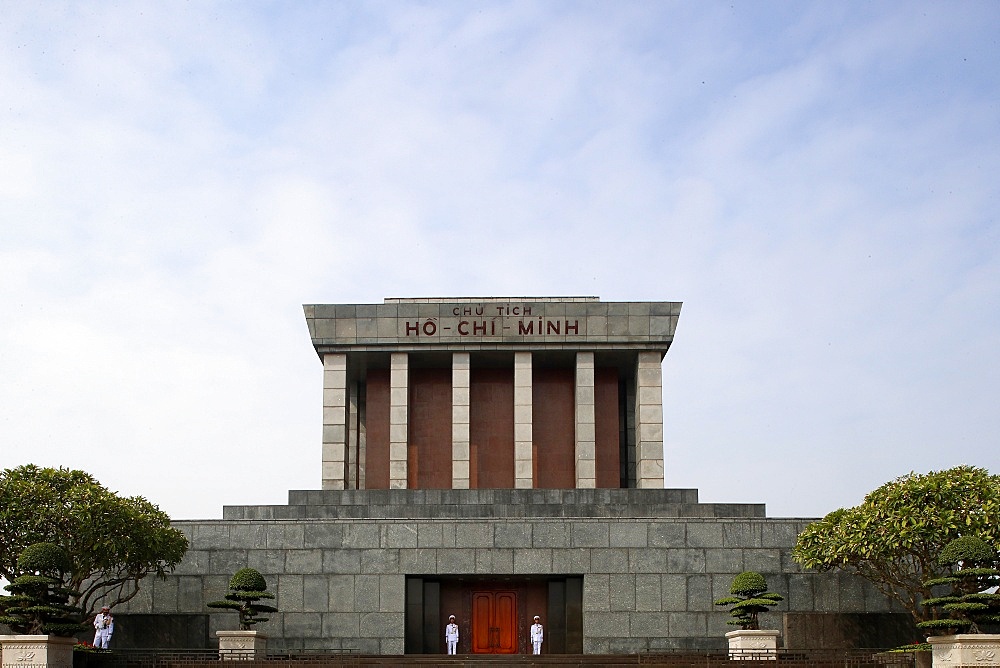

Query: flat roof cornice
[[304, 297, 681, 357]]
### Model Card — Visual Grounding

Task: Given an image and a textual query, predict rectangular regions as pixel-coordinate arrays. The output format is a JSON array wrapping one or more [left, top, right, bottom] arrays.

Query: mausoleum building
[[116, 297, 906, 655], [307, 297, 677, 492]]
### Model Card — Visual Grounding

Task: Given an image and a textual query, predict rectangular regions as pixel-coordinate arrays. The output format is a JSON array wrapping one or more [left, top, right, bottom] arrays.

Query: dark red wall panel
[[533, 367, 576, 489], [408, 368, 453, 489], [594, 367, 621, 488], [470, 367, 514, 488], [365, 369, 390, 489]]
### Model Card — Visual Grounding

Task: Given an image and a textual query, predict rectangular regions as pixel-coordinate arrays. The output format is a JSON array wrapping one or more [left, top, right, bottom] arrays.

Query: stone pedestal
[[928, 634, 1000, 666], [0, 635, 76, 668], [725, 629, 780, 660], [216, 631, 267, 660]]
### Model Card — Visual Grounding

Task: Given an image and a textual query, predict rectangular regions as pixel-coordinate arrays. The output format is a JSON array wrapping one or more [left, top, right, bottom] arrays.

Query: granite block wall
[[118, 513, 901, 654]]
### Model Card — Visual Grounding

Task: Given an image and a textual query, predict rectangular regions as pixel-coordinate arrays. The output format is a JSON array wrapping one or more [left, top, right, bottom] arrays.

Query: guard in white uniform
[[530, 615, 544, 655], [93, 606, 114, 649], [445, 614, 459, 655]]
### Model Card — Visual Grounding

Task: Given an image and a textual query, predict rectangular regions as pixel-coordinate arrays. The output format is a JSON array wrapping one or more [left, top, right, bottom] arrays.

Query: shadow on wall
[[104, 615, 210, 649], [784, 613, 919, 649], [4, 616, 207, 650]]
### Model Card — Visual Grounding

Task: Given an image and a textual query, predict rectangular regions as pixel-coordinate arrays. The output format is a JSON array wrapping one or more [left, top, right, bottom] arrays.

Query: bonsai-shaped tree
[[0, 542, 86, 636], [918, 535, 1000, 635], [714, 571, 784, 630], [207, 568, 277, 630]]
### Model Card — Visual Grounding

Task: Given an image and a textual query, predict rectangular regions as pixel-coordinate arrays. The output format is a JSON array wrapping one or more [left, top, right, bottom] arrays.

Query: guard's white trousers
[[94, 629, 112, 649]]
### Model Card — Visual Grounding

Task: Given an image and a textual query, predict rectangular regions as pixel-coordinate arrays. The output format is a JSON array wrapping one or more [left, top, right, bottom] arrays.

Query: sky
[[1, 1, 998, 521]]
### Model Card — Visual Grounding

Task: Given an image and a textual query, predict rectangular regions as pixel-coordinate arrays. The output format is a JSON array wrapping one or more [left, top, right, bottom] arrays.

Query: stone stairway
[[222, 489, 765, 521]]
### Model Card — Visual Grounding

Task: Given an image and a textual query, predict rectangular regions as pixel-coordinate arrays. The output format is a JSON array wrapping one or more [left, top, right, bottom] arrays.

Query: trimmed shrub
[[919, 536, 1000, 634], [0, 542, 86, 636], [207, 568, 278, 631], [714, 571, 784, 630]]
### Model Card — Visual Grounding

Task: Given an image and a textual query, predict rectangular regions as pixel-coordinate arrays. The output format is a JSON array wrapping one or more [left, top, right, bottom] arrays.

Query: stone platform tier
[[92, 650, 890, 667], [222, 488, 765, 521], [69, 653, 726, 667]]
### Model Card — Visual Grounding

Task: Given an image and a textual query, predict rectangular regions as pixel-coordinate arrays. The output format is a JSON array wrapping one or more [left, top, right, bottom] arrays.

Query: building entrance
[[471, 590, 517, 654], [405, 575, 582, 655]]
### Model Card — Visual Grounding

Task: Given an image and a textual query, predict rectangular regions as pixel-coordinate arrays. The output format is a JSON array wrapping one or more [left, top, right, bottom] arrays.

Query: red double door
[[471, 590, 518, 654]]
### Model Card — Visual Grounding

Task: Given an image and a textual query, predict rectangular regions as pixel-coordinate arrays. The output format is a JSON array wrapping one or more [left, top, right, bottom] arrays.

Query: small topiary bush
[[918, 535, 1000, 634], [939, 535, 997, 565], [714, 571, 784, 630], [19, 542, 73, 574], [0, 542, 86, 636], [229, 568, 268, 592], [207, 567, 278, 631]]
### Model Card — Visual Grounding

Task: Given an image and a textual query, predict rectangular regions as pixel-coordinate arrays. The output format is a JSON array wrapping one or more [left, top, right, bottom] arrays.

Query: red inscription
[[516, 319, 580, 336], [405, 317, 578, 338]]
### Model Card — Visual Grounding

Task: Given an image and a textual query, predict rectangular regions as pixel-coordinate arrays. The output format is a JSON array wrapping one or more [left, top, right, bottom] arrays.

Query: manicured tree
[[793, 465, 1000, 623], [207, 568, 278, 630], [714, 571, 784, 630], [0, 464, 189, 621], [918, 536, 1000, 635], [0, 542, 86, 636]]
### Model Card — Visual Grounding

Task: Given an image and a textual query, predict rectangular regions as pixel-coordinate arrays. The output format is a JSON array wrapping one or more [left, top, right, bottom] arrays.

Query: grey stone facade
[[119, 489, 900, 653], [304, 298, 681, 351], [112, 298, 907, 653]]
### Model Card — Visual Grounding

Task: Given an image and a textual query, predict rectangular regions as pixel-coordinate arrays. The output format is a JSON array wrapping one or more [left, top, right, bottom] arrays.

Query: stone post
[[389, 353, 408, 489], [321, 353, 348, 490], [635, 351, 665, 488], [725, 630, 779, 660], [0, 636, 76, 668], [452, 353, 471, 489], [514, 352, 533, 488], [575, 352, 596, 488], [216, 630, 268, 660], [928, 634, 1000, 667]]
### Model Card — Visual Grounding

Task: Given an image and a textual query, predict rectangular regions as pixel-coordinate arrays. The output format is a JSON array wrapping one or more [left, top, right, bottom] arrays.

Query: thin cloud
[[1, 2, 997, 519]]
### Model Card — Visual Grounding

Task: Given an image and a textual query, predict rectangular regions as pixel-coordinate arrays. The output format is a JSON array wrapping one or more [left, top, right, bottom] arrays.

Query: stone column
[[322, 353, 348, 490], [635, 351, 665, 488], [514, 352, 533, 488], [357, 386, 368, 490], [389, 352, 409, 489], [575, 352, 596, 488], [452, 353, 471, 489], [346, 383, 359, 490], [625, 387, 637, 488]]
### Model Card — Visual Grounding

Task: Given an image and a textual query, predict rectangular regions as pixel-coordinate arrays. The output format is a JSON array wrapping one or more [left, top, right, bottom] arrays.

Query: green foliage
[[714, 571, 783, 630], [921, 595, 960, 606], [730, 571, 768, 597], [230, 567, 268, 592], [918, 535, 1000, 634], [792, 465, 1000, 623], [918, 618, 970, 631], [0, 464, 190, 621], [0, 543, 87, 636], [887, 642, 931, 653], [939, 536, 997, 565], [19, 542, 73, 574], [208, 568, 277, 631]]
